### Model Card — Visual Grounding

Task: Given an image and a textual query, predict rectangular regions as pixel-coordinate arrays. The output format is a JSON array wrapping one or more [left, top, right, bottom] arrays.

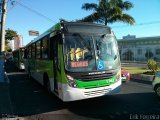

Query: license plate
[[122, 77, 126, 79]]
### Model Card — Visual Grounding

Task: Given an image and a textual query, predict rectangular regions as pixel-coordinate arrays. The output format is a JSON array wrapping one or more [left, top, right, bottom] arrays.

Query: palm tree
[[80, 0, 135, 25]]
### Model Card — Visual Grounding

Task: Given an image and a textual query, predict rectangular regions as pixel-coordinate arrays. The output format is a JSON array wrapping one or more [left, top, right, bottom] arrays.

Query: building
[[9, 34, 23, 51], [118, 36, 160, 62]]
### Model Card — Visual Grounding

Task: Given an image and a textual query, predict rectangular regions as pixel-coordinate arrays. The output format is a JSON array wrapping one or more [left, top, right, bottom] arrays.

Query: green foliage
[[5, 29, 18, 41], [0, 28, 17, 52], [5, 45, 12, 52], [147, 59, 158, 73], [80, 0, 135, 25], [5, 29, 18, 52]]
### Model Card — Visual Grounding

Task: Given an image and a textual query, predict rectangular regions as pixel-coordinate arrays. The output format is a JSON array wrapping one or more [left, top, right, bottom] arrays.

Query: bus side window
[[28, 46, 31, 59], [42, 37, 48, 59], [24, 48, 27, 59], [49, 35, 58, 59], [36, 40, 41, 59], [31, 44, 36, 59]]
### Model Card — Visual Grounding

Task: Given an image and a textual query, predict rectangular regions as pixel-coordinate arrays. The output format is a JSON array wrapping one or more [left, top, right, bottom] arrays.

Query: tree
[[147, 59, 158, 73], [5, 44, 12, 52], [80, 0, 135, 25], [0, 29, 18, 52], [5, 29, 18, 41]]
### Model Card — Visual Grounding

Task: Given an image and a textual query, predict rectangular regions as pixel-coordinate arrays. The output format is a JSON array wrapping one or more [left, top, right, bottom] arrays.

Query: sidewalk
[[0, 61, 25, 120], [0, 72, 13, 116]]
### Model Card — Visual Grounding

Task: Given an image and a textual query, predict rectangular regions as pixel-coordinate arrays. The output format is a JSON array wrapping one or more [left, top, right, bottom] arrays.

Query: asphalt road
[[3, 62, 160, 120]]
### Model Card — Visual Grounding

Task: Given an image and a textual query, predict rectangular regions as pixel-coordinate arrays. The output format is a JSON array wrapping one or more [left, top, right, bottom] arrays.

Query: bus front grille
[[66, 69, 118, 81], [84, 88, 112, 97], [77, 72, 115, 81]]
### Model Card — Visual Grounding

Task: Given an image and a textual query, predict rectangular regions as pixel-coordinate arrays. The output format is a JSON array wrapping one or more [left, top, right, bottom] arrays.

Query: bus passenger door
[[50, 35, 60, 94]]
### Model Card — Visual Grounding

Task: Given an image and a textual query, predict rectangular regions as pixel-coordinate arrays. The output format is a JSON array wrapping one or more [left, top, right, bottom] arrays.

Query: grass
[[122, 62, 160, 75], [122, 67, 150, 74]]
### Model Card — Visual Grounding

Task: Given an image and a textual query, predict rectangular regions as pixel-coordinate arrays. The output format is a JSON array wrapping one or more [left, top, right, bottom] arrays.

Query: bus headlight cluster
[[116, 74, 121, 82], [67, 75, 77, 88]]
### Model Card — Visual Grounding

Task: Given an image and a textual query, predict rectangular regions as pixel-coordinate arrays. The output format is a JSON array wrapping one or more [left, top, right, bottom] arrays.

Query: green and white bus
[[12, 47, 25, 70], [24, 22, 121, 101]]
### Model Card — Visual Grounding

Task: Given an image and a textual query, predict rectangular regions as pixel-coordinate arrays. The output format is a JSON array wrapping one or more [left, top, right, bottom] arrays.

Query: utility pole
[[0, 0, 7, 52], [0, 0, 7, 82]]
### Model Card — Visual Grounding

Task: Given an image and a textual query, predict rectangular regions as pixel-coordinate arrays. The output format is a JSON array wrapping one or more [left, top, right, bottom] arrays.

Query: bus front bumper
[[62, 80, 121, 102]]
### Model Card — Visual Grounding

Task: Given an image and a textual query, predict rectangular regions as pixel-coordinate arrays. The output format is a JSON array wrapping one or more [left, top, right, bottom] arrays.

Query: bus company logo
[[108, 78, 114, 83], [88, 71, 105, 75]]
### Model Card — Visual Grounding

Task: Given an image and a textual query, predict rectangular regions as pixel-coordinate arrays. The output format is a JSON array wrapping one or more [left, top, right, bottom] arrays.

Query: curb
[[130, 74, 153, 84]]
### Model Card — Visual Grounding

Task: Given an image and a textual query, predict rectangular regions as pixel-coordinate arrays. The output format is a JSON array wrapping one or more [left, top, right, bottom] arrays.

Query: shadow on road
[[64, 92, 160, 120], [24, 92, 160, 120], [4, 61, 66, 117], [3, 61, 160, 120], [8, 73, 66, 116], [8, 74, 160, 119]]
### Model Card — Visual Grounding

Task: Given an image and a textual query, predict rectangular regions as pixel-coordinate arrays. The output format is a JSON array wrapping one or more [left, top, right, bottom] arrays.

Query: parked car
[[152, 72, 160, 97], [121, 69, 130, 82]]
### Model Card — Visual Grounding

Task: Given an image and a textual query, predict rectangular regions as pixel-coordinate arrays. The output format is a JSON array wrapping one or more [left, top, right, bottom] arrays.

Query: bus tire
[[43, 74, 51, 93]]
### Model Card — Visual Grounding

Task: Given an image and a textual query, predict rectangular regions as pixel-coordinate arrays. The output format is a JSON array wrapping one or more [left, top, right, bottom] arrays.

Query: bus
[[24, 21, 121, 101], [12, 47, 25, 70]]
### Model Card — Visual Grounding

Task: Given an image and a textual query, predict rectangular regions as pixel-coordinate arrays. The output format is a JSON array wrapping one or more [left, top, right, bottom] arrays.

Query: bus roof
[[62, 22, 111, 34], [25, 21, 111, 47]]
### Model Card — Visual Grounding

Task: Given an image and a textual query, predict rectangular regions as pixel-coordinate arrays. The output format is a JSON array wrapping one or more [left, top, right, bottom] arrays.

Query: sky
[[6, 0, 160, 46]]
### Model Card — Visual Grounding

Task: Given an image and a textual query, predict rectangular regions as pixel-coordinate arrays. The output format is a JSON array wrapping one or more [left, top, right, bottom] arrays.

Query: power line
[[7, 0, 21, 12], [111, 21, 160, 28], [6, 1, 160, 29], [11, 0, 57, 23]]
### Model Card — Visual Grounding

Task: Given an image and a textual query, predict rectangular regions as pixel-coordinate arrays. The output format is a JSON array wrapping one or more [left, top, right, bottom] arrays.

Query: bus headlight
[[67, 75, 77, 88]]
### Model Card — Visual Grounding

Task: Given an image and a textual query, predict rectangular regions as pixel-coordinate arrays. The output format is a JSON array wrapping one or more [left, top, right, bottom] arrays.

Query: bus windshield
[[64, 33, 120, 72]]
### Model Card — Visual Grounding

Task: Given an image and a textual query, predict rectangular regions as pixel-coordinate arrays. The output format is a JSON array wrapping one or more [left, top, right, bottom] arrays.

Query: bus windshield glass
[[64, 33, 120, 72]]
